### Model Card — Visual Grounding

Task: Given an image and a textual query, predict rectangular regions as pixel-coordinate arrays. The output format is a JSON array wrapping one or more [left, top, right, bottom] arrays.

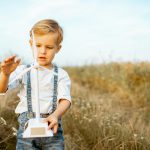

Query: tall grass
[[1, 62, 150, 149], [0, 88, 19, 149], [66, 62, 150, 108], [64, 62, 150, 150]]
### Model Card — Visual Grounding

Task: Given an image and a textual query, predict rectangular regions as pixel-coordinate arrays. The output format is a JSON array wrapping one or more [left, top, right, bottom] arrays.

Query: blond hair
[[30, 19, 63, 45]]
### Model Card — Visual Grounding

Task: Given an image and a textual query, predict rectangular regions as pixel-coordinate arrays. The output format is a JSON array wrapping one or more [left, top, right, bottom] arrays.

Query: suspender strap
[[52, 65, 58, 112], [26, 65, 34, 118], [26, 64, 58, 118]]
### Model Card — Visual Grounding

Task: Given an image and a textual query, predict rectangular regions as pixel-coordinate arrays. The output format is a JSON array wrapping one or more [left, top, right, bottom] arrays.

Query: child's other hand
[[0, 55, 21, 76], [43, 114, 58, 134]]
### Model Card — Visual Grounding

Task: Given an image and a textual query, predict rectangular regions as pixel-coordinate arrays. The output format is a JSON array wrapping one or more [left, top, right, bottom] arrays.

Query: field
[[1, 62, 150, 150]]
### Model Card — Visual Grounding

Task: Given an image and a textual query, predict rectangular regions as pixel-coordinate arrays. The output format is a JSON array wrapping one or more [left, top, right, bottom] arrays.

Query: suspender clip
[[27, 112, 34, 119]]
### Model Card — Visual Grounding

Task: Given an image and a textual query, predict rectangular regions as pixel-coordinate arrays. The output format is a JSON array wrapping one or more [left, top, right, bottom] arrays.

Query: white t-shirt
[[8, 64, 71, 114]]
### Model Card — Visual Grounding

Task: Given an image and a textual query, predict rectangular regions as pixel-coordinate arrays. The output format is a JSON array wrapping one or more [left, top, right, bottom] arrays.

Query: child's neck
[[41, 63, 53, 70]]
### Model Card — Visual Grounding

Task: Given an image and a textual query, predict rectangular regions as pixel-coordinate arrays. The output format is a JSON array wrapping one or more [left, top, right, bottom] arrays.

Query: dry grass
[[0, 88, 19, 150], [1, 62, 150, 150]]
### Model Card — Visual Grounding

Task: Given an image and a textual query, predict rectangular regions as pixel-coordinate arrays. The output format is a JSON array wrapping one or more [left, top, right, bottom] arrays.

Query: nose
[[40, 47, 46, 54]]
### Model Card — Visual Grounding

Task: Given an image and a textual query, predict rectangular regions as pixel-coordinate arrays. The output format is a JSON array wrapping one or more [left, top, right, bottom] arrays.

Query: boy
[[0, 19, 71, 150]]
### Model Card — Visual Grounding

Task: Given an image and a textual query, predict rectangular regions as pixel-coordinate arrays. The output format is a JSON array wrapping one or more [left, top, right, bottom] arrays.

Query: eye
[[47, 46, 54, 49], [36, 45, 41, 48]]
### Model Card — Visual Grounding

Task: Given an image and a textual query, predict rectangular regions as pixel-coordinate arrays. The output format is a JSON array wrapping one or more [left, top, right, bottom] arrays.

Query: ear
[[29, 39, 34, 58], [29, 39, 33, 49], [56, 45, 62, 53]]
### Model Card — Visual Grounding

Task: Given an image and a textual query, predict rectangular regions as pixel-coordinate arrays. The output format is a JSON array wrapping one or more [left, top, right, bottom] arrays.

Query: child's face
[[30, 32, 61, 69]]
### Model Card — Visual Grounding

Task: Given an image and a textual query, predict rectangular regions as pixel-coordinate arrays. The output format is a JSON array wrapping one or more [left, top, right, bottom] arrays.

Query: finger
[[1, 61, 14, 67], [48, 122, 55, 130], [53, 124, 58, 134], [9, 55, 16, 59], [4, 58, 16, 65], [2, 58, 21, 67], [4, 55, 16, 63], [42, 116, 51, 123], [12, 61, 21, 69], [1, 62, 5, 67], [14, 58, 21, 65]]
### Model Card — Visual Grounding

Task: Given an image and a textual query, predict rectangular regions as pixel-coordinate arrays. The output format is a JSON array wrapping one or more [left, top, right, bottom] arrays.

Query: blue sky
[[0, 0, 150, 66]]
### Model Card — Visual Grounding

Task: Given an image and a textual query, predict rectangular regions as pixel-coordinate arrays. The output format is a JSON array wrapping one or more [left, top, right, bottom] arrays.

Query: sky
[[0, 0, 150, 66]]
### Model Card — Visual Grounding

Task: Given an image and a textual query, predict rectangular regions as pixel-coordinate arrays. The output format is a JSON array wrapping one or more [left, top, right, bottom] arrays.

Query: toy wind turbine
[[8, 31, 53, 138]]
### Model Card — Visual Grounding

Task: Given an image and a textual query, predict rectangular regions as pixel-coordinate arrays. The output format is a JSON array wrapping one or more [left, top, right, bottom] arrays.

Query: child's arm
[[44, 70, 71, 134], [53, 99, 71, 119], [0, 55, 21, 93], [44, 99, 71, 134]]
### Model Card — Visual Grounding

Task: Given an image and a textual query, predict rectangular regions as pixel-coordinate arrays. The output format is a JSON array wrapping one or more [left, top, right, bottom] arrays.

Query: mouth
[[38, 57, 47, 61]]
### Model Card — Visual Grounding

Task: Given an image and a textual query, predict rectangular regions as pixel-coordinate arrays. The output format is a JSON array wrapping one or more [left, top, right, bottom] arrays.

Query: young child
[[0, 19, 71, 149]]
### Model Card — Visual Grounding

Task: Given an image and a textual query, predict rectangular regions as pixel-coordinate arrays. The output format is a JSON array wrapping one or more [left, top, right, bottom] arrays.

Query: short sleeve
[[57, 70, 71, 104]]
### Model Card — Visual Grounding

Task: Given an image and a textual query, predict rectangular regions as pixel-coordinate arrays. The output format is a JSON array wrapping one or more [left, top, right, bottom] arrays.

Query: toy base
[[23, 118, 53, 138]]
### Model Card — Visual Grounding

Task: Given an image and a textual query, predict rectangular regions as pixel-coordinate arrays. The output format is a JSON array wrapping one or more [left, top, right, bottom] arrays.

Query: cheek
[[47, 51, 56, 58]]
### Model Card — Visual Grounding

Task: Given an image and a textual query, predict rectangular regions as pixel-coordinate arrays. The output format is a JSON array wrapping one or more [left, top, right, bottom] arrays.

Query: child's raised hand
[[43, 114, 58, 134], [0, 55, 21, 76]]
